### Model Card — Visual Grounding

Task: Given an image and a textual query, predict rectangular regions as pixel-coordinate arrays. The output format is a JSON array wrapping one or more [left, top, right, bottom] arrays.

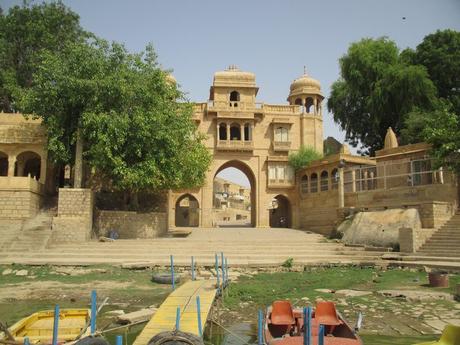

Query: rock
[[339, 208, 421, 247], [116, 308, 157, 324], [301, 297, 310, 301], [15, 269, 28, 276], [2, 269, 13, 275], [335, 289, 372, 297], [315, 289, 333, 293], [377, 290, 453, 301]]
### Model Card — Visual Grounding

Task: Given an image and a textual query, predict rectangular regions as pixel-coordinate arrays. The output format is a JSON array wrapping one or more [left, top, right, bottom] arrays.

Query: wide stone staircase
[[417, 210, 460, 257], [387, 210, 460, 271], [0, 227, 386, 267], [0, 210, 55, 252]]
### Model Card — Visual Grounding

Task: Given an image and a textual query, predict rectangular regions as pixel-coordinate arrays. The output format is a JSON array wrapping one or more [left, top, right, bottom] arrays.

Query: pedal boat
[[2, 309, 91, 344], [264, 300, 362, 345]]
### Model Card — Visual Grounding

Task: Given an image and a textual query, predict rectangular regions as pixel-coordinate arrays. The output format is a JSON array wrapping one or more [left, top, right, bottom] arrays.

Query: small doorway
[[269, 195, 291, 228], [175, 194, 199, 227]]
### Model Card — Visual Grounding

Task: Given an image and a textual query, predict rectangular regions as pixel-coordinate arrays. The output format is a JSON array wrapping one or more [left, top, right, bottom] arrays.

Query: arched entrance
[[0, 151, 8, 176], [269, 194, 291, 228], [213, 160, 256, 227], [15, 151, 41, 179], [175, 194, 199, 227]]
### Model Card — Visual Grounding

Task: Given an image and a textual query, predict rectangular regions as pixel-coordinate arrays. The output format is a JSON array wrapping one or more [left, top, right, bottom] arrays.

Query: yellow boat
[[3, 309, 91, 344]]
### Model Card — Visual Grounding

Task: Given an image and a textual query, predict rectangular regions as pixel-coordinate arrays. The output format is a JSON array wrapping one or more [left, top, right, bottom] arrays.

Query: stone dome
[[288, 70, 322, 101], [165, 73, 177, 85], [213, 65, 256, 88]]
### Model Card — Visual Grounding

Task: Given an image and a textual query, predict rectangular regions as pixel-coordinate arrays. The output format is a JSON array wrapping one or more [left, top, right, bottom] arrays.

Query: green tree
[[21, 40, 211, 204], [403, 105, 460, 174], [288, 146, 323, 171], [328, 37, 438, 155], [0, 1, 86, 112], [412, 30, 460, 115]]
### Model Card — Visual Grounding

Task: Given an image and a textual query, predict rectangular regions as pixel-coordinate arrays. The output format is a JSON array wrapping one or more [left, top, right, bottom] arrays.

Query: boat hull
[[4, 309, 91, 344]]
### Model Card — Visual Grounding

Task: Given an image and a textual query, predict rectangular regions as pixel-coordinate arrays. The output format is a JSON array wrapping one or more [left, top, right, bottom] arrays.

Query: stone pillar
[[338, 167, 345, 208], [438, 167, 444, 184], [240, 123, 244, 141], [351, 170, 356, 193], [250, 123, 254, 141], [51, 188, 94, 243], [8, 155, 16, 177], [363, 170, 368, 191], [74, 128, 83, 188], [301, 98, 306, 113], [313, 98, 318, 115], [317, 173, 321, 193], [226, 123, 230, 142], [399, 227, 416, 253]]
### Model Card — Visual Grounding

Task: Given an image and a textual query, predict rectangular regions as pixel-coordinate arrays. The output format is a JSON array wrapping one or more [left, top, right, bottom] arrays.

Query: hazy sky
[[3, 0, 460, 187]]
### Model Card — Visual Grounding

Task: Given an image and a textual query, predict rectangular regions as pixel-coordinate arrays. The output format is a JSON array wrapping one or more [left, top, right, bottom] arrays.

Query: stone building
[[168, 65, 324, 229], [0, 66, 458, 255]]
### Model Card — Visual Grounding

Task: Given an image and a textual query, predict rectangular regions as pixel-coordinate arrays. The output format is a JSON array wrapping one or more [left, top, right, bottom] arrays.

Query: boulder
[[377, 290, 453, 301], [2, 269, 13, 275], [339, 208, 421, 247], [335, 289, 372, 297], [15, 269, 28, 276]]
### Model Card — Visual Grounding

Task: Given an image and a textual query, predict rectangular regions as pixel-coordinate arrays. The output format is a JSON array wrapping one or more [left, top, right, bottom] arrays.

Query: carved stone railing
[[273, 141, 291, 152], [216, 140, 253, 151]]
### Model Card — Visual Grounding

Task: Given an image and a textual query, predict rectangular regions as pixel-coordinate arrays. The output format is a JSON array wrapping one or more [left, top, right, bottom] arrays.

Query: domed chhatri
[[287, 68, 324, 114], [213, 65, 257, 88], [289, 70, 321, 94]]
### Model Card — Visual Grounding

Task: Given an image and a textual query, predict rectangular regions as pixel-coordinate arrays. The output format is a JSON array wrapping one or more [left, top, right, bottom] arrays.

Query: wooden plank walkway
[[132, 280, 218, 345]]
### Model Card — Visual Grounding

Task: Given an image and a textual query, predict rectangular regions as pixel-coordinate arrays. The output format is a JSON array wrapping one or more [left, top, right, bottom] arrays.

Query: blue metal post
[[176, 306, 181, 331], [170, 255, 175, 290], [214, 253, 220, 289], [191, 256, 195, 281], [52, 305, 60, 345], [116, 335, 123, 345], [90, 290, 97, 335], [258, 309, 263, 345], [306, 306, 312, 345], [224, 257, 228, 286], [24, 337, 30, 345], [318, 325, 325, 345], [303, 307, 307, 345], [220, 252, 224, 284], [196, 296, 203, 337]]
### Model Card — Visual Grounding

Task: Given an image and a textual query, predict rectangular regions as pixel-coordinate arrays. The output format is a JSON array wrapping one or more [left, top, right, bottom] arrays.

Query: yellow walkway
[[133, 280, 218, 345]]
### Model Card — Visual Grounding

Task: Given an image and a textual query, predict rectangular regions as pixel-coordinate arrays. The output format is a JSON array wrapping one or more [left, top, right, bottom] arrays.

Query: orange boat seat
[[271, 301, 295, 325], [315, 301, 342, 327]]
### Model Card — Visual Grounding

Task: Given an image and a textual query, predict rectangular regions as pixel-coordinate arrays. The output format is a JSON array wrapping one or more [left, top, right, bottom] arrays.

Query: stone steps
[[416, 211, 460, 258]]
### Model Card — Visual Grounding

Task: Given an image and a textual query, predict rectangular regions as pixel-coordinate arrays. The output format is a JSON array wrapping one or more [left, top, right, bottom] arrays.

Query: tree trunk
[[74, 128, 83, 188]]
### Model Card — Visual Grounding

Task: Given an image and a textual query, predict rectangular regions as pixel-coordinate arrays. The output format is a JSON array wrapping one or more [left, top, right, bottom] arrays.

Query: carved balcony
[[216, 140, 253, 152]]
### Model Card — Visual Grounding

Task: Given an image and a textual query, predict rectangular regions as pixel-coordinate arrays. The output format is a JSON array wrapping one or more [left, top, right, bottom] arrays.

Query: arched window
[[230, 91, 240, 102], [244, 123, 251, 141], [310, 173, 318, 193], [0, 152, 8, 176], [305, 98, 314, 113], [230, 123, 241, 140], [331, 168, 339, 190], [320, 170, 329, 191], [294, 98, 302, 105], [275, 127, 289, 142], [219, 123, 227, 140], [301, 175, 308, 194]]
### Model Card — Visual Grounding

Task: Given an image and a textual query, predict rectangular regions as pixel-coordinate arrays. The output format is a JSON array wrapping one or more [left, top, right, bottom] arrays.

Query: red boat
[[263, 300, 363, 345]]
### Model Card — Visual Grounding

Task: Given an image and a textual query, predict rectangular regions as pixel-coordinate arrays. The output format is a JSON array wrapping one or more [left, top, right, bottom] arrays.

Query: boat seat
[[413, 324, 460, 345], [315, 301, 342, 327], [271, 301, 295, 325]]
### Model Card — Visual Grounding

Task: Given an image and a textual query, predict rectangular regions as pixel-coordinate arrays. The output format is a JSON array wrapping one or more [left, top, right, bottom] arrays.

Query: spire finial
[[303, 65, 307, 75]]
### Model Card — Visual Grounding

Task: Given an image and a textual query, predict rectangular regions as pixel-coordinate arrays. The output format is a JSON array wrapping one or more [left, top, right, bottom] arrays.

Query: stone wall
[[299, 189, 340, 234], [51, 188, 94, 243], [0, 177, 44, 219], [0, 190, 42, 219], [95, 210, 167, 239]]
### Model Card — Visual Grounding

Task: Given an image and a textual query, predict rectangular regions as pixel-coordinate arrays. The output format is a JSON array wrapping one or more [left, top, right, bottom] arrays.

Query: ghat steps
[[0, 228, 384, 266]]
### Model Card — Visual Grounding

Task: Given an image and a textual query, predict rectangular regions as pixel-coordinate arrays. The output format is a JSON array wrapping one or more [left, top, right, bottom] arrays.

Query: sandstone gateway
[[0, 66, 458, 255]]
